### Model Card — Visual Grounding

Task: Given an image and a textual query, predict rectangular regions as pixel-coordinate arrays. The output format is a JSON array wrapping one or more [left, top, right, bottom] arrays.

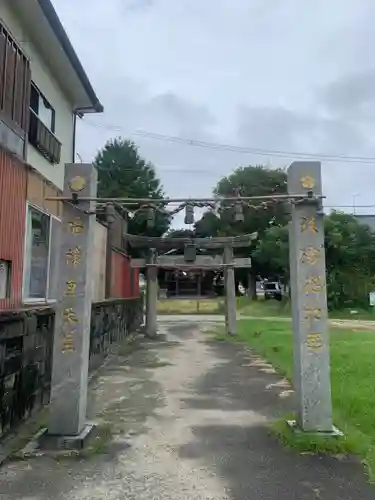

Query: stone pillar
[[224, 246, 237, 336], [288, 161, 333, 432], [48, 164, 97, 437], [146, 249, 158, 337]]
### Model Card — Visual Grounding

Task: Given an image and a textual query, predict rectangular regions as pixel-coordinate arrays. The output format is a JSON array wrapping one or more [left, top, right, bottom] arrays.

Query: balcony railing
[[28, 108, 61, 164]]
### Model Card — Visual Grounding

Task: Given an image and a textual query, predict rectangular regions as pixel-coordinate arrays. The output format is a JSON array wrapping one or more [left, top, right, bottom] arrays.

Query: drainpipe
[[72, 106, 99, 163], [72, 111, 77, 163]]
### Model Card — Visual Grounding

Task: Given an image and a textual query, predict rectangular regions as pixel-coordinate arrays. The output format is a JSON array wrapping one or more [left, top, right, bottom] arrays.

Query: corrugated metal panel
[[110, 251, 140, 299], [133, 268, 140, 298], [111, 250, 131, 298], [0, 148, 27, 309]]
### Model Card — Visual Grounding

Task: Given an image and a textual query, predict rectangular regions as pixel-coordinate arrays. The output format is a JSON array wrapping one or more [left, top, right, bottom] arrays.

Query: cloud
[[236, 102, 375, 213], [322, 70, 375, 121], [123, 0, 155, 12], [237, 106, 368, 155], [51, 0, 375, 227]]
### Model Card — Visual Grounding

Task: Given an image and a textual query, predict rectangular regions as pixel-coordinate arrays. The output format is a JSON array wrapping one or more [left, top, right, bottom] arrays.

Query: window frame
[[22, 202, 61, 304], [30, 82, 56, 134], [0, 259, 11, 299]]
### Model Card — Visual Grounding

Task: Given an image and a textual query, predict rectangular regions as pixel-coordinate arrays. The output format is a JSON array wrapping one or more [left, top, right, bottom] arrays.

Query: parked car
[[139, 274, 146, 290], [264, 280, 282, 301]]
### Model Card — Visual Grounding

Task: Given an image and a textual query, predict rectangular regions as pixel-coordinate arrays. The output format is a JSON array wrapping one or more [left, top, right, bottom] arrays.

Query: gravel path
[[1, 320, 374, 499]]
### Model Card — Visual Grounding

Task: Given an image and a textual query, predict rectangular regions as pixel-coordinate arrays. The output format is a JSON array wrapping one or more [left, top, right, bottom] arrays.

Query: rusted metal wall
[[110, 250, 140, 299], [133, 267, 140, 298], [111, 250, 131, 298], [26, 167, 62, 217], [0, 148, 27, 309]]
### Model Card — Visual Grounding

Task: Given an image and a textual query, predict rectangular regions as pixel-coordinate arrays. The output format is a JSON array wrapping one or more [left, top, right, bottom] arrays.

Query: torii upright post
[[224, 245, 237, 336], [146, 248, 158, 338], [288, 161, 334, 433]]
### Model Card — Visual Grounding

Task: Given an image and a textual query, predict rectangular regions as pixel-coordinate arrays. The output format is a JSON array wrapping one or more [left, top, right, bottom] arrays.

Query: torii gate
[[42, 160, 337, 448], [127, 232, 257, 337]]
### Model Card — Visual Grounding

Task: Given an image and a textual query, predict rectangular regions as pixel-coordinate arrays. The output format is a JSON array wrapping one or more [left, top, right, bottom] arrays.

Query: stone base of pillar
[[286, 419, 344, 437], [17, 423, 99, 458], [145, 329, 158, 339]]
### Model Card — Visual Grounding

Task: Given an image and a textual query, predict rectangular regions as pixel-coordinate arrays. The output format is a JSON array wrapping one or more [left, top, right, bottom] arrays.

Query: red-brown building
[[0, 0, 104, 310], [0, 1, 140, 310], [0, 149, 27, 309]]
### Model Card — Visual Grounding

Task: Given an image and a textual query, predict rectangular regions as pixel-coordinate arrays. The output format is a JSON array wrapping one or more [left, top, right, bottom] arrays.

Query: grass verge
[[234, 319, 375, 480], [270, 418, 359, 457], [237, 297, 375, 321], [157, 298, 224, 315]]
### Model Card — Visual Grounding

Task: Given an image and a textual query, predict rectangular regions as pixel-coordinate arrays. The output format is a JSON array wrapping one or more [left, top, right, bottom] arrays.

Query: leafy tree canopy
[[166, 228, 195, 238], [214, 165, 288, 236], [94, 138, 170, 237], [254, 211, 375, 309]]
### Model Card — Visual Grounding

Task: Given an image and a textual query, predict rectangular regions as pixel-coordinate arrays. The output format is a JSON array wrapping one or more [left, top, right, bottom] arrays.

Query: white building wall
[[0, 2, 74, 191]]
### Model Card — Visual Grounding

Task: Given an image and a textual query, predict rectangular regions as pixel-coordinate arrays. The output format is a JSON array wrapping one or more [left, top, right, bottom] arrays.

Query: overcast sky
[[54, 0, 375, 227]]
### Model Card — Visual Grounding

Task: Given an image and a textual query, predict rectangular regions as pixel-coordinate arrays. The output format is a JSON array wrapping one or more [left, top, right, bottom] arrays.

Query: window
[[23, 204, 60, 302], [30, 83, 55, 133], [28, 82, 61, 164], [0, 260, 11, 299]]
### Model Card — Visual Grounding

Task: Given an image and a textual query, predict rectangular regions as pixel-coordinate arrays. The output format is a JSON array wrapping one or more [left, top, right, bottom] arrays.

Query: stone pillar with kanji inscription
[[48, 163, 97, 437], [288, 161, 333, 432]]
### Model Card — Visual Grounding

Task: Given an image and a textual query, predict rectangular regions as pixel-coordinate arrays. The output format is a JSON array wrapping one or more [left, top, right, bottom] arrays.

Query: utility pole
[[352, 193, 359, 215]]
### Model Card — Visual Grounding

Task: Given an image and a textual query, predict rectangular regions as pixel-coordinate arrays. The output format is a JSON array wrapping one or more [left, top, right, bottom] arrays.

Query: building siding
[[132, 267, 140, 298], [111, 250, 130, 299], [110, 250, 140, 299], [354, 215, 375, 232], [0, 2, 74, 191], [26, 167, 62, 217], [0, 148, 27, 309]]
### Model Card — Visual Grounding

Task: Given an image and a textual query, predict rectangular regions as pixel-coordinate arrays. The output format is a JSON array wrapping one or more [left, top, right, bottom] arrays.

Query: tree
[[94, 138, 170, 237], [324, 212, 375, 309], [254, 211, 375, 310], [166, 228, 195, 238], [252, 224, 289, 279], [207, 165, 289, 293], [194, 211, 223, 238], [214, 165, 288, 237]]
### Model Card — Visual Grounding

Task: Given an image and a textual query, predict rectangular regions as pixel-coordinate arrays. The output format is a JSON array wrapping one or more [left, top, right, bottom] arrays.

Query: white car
[[139, 274, 146, 290]]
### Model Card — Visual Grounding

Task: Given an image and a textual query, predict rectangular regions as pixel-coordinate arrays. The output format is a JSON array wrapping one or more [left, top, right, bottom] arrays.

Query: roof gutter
[[37, 0, 104, 113]]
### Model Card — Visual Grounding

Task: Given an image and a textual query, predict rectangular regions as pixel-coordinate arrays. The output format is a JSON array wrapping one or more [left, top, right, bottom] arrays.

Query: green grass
[[157, 298, 224, 315], [237, 297, 291, 317], [237, 297, 375, 321], [235, 319, 375, 480], [270, 419, 359, 457]]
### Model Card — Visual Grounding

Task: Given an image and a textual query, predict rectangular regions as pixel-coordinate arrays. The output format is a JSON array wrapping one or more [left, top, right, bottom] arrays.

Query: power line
[[81, 119, 375, 164]]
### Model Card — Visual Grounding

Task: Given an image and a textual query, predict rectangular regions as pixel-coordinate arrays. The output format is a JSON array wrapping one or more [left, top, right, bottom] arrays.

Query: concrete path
[[1, 320, 374, 499]]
